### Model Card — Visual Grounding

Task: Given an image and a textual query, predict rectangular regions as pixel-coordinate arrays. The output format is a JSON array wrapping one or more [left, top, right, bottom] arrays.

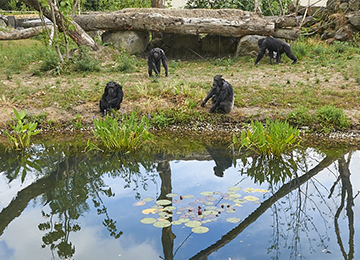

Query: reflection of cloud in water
[[2, 210, 159, 260]]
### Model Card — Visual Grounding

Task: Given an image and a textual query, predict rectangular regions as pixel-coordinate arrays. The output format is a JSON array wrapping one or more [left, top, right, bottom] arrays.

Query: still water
[[0, 137, 359, 260]]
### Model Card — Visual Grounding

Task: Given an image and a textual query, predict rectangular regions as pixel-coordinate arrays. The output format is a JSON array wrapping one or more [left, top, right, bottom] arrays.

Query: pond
[[0, 134, 359, 260]]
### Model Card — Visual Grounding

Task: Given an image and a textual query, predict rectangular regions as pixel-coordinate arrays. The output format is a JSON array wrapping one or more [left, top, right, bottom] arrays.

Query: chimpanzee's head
[[106, 81, 120, 96], [213, 75, 223, 88], [258, 38, 265, 48]]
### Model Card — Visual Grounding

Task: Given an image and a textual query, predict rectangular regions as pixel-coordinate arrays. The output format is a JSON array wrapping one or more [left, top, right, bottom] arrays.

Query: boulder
[[235, 35, 265, 57], [347, 12, 360, 29], [101, 30, 149, 54]]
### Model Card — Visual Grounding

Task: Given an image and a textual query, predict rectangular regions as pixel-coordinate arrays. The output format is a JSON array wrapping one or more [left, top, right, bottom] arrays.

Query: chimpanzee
[[148, 47, 168, 77], [255, 36, 298, 65], [99, 81, 123, 116], [201, 75, 234, 114]]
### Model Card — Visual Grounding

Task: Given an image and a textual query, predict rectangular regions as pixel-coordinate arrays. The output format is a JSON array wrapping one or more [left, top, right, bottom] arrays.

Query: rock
[[102, 30, 149, 54], [349, 0, 360, 11], [235, 35, 265, 57], [347, 13, 360, 29]]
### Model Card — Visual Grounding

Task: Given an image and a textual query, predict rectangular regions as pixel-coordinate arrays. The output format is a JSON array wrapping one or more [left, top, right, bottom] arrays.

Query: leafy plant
[[4, 108, 40, 150], [90, 112, 154, 151], [72, 114, 83, 130], [234, 118, 300, 157], [314, 105, 350, 132]]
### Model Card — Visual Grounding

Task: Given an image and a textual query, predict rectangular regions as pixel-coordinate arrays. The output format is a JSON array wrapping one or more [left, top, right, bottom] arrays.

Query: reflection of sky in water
[[1, 150, 360, 260]]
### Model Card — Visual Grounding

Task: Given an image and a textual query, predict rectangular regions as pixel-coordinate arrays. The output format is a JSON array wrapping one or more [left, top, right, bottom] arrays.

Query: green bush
[[72, 47, 101, 73], [314, 105, 350, 131], [234, 118, 300, 158], [113, 50, 141, 73], [90, 112, 153, 151]]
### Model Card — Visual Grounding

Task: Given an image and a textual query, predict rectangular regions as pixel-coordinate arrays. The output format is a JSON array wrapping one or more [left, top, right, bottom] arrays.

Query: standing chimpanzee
[[148, 47, 168, 77], [255, 36, 298, 65], [99, 81, 123, 116], [201, 75, 234, 113]]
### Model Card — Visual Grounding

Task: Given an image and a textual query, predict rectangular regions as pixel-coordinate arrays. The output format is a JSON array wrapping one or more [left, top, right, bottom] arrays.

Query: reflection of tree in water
[[329, 152, 355, 260], [157, 161, 176, 260], [190, 147, 353, 260], [0, 144, 158, 259]]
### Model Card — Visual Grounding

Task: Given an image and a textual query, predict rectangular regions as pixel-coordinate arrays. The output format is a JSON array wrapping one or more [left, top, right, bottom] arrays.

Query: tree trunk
[[151, 0, 164, 8], [0, 26, 46, 40], [73, 8, 276, 38], [19, 0, 101, 51]]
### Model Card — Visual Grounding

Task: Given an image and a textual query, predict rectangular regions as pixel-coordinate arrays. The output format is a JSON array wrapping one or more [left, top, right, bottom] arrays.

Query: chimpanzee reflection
[[205, 146, 233, 177]]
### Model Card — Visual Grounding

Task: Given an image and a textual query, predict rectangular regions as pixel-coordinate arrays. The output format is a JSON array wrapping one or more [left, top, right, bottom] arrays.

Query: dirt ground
[[1, 48, 360, 139]]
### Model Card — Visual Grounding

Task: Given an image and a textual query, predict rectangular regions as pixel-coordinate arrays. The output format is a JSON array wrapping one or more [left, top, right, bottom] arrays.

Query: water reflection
[[0, 141, 359, 260]]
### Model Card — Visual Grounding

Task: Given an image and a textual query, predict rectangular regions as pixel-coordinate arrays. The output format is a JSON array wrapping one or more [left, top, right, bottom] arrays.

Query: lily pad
[[228, 186, 241, 192], [133, 201, 146, 206], [142, 208, 160, 215], [200, 191, 214, 196], [166, 193, 178, 198], [153, 220, 171, 228], [203, 210, 218, 216], [164, 206, 176, 212], [226, 209, 236, 214], [204, 202, 214, 206], [192, 226, 209, 234], [158, 212, 172, 219], [244, 188, 256, 193], [233, 199, 247, 204], [156, 199, 172, 206], [142, 197, 154, 202], [185, 220, 202, 227], [226, 217, 241, 223], [244, 195, 259, 201], [171, 220, 183, 225], [182, 195, 194, 199], [141, 217, 157, 224]]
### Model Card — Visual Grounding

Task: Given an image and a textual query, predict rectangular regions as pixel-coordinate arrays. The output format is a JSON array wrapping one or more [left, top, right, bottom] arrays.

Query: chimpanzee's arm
[[162, 56, 168, 76], [201, 87, 216, 107]]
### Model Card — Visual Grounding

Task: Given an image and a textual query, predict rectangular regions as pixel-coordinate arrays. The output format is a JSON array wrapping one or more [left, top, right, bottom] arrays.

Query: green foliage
[[314, 105, 350, 132], [113, 50, 141, 73], [90, 112, 154, 151], [4, 108, 40, 150], [234, 119, 300, 158], [291, 41, 308, 60], [39, 48, 61, 72], [287, 106, 313, 126], [83, 0, 151, 11], [150, 110, 175, 129], [72, 47, 101, 73], [185, 0, 292, 15]]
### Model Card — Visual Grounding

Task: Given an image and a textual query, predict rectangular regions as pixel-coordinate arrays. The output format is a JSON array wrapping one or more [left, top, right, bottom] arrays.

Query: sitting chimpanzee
[[255, 36, 298, 65], [99, 81, 123, 116], [201, 75, 234, 114], [148, 47, 168, 77]]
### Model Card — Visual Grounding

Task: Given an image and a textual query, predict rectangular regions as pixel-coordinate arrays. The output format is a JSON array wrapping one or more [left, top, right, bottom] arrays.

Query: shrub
[[234, 118, 300, 158], [314, 105, 350, 132], [90, 112, 153, 151]]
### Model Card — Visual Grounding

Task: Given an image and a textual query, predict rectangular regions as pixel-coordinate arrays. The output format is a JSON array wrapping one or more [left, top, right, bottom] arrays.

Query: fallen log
[[74, 8, 276, 37], [0, 26, 45, 40]]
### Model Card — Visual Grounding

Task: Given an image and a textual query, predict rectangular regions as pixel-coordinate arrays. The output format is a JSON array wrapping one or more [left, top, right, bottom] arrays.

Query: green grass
[[0, 36, 359, 132]]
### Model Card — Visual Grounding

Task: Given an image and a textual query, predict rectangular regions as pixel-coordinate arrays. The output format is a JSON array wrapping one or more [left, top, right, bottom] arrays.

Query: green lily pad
[[205, 206, 217, 211], [192, 226, 209, 234], [166, 193, 178, 198], [171, 220, 183, 225], [244, 195, 259, 201], [204, 201, 214, 206], [244, 188, 256, 193], [182, 195, 194, 199], [228, 186, 241, 192], [200, 191, 214, 196], [142, 197, 154, 202], [164, 206, 176, 212], [158, 212, 172, 219], [226, 209, 236, 214], [156, 199, 172, 206], [233, 199, 247, 204], [153, 220, 171, 228], [226, 217, 241, 223], [203, 210, 218, 216], [140, 217, 157, 224], [185, 220, 202, 227]]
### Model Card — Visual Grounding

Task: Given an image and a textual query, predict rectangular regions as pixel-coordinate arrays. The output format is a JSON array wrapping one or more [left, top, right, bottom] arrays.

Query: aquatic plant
[[234, 118, 300, 157], [4, 108, 40, 150], [90, 112, 153, 151]]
